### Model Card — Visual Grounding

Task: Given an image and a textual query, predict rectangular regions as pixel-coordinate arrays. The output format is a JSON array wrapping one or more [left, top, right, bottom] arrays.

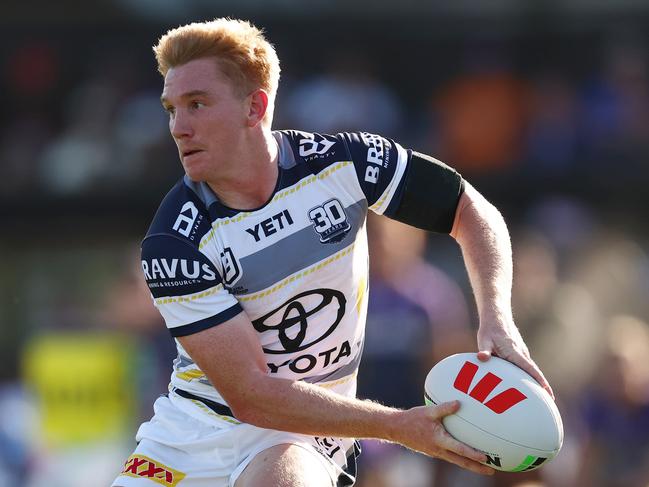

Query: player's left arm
[[382, 149, 553, 398], [449, 182, 553, 399], [344, 135, 552, 397]]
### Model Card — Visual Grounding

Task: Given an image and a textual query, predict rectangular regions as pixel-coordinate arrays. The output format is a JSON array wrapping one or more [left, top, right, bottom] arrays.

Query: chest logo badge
[[308, 199, 351, 244]]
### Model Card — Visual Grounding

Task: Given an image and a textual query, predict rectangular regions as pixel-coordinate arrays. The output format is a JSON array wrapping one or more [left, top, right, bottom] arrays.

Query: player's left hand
[[476, 321, 554, 400]]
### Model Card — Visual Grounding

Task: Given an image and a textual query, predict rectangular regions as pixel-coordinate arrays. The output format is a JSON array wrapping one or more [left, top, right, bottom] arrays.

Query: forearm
[[230, 371, 493, 475], [232, 373, 402, 441], [449, 183, 552, 394], [178, 306, 494, 474], [179, 315, 403, 441], [450, 182, 513, 326]]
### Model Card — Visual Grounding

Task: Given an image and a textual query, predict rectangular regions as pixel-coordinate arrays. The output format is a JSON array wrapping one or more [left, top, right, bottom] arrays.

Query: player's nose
[[170, 110, 193, 139]]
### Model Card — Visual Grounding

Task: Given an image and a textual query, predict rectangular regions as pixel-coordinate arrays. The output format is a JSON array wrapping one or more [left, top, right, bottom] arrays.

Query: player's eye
[[163, 105, 175, 116], [190, 101, 204, 110]]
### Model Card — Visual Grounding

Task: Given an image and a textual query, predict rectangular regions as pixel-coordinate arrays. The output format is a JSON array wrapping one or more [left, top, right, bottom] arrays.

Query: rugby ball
[[424, 353, 563, 472]]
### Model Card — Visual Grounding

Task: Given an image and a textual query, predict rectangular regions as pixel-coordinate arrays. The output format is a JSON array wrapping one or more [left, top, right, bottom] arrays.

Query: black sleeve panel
[[387, 151, 464, 234]]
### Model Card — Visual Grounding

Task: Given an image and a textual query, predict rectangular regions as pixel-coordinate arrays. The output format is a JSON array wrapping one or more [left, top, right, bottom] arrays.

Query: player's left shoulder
[[340, 131, 403, 171]]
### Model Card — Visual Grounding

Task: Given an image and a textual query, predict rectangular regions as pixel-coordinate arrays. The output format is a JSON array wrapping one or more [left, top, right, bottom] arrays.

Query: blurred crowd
[[2, 11, 649, 487]]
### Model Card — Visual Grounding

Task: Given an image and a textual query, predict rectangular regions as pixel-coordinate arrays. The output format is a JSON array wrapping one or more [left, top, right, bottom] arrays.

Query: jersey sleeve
[[141, 234, 243, 337], [339, 132, 409, 215]]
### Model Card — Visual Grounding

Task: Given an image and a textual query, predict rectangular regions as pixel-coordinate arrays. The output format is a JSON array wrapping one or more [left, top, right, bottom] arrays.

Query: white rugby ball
[[424, 353, 563, 472]]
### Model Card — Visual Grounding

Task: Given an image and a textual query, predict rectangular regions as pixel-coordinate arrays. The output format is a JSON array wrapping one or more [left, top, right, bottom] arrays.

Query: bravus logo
[[453, 361, 527, 413]]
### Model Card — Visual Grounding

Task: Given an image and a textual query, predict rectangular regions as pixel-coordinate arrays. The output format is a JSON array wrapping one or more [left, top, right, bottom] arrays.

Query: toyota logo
[[252, 289, 346, 354]]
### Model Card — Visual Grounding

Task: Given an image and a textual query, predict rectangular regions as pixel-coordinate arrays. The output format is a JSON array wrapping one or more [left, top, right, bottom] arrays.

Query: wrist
[[382, 408, 408, 444], [479, 311, 514, 330]]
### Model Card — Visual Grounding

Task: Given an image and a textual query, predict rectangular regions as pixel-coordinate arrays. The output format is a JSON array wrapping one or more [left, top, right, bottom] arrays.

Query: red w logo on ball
[[454, 361, 527, 413]]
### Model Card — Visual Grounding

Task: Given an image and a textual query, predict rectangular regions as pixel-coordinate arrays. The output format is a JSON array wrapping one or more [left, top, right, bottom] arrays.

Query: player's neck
[[207, 130, 279, 210]]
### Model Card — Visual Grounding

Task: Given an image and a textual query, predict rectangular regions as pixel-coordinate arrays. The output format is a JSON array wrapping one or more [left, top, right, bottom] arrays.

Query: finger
[[429, 400, 460, 420], [531, 367, 554, 399], [481, 346, 555, 400], [545, 383, 555, 399], [436, 429, 488, 464], [513, 356, 555, 400], [536, 373, 555, 400], [439, 450, 495, 476]]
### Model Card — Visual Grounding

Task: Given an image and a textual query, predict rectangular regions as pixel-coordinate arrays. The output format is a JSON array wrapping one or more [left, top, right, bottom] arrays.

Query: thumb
[[430, 400, 460, 420], [477, 333, 494, 362], [477, 350, 492, 362]]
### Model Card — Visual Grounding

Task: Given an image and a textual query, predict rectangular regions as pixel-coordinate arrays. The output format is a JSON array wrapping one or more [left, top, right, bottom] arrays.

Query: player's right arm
[[177, 311, 494, 476]]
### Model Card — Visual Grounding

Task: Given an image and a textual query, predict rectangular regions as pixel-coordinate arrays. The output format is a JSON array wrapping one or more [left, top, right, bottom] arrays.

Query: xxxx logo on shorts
[[121, 454, 186, 486]]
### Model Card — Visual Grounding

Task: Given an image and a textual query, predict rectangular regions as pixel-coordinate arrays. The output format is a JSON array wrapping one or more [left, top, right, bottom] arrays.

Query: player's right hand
[[391, 401, 495, 476]]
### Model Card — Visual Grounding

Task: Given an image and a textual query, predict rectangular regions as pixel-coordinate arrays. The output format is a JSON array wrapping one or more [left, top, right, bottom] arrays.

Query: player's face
[[161, 57, 248, 182]]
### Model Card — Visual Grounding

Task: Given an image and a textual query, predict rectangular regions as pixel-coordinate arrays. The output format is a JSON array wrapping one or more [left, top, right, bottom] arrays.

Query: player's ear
[[246, 89, 268, 127]]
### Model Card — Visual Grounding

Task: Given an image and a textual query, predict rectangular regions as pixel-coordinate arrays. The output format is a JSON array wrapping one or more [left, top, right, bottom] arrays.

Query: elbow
[[231, 403, 262, 426], [227, 397, 247, 422], [230, 399, 273, 428], [227, 395, 253, 422], [225, 376, 272, 427]]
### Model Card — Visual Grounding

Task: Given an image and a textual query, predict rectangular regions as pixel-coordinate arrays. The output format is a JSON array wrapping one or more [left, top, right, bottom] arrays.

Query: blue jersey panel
[[141, 234, 223, 299], [340, 132, 404, 207]]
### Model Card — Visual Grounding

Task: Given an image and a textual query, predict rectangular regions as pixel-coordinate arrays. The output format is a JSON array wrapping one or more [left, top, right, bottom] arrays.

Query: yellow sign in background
[[23, 333, 136, 445]]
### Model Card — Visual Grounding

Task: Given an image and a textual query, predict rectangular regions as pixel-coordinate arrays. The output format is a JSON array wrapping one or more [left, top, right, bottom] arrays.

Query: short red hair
[[153, 18, 280, 101]]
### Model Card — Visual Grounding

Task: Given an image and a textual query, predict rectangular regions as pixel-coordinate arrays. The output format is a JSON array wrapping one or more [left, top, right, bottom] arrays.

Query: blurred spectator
[[524, 74, 579, 176], [512, 230, 560, 330], [433, 67, 527, 175], [577, 37, 649, 176], [0, 114, 53, 196], [281, 50, 403, 135], [356, 214, 474, 487], [34, 50, 173, 197], [0, 383, 37, 486], [38, 78, 117, 195], [6, 42, 60, 100], [575, 315, 649, 487], [101, 247, 176, 418], [510, 204, 601, 397], [112, 88, 172, 184], [11, 246, 175, 487], [523, 197, 597, 258], [360, 214, 473, 408]]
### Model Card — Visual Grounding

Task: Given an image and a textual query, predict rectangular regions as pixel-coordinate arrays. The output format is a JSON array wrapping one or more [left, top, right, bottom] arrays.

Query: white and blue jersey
[[141, 130, 412, 410]]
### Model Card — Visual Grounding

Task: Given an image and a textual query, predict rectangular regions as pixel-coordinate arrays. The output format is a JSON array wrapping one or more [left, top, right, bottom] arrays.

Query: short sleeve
[[339, 132, 409, 215], [141, 234, 243, 337]]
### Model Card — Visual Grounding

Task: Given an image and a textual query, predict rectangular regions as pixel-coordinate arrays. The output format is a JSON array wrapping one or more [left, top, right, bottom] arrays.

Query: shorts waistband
[[172, 388, 236, 419]]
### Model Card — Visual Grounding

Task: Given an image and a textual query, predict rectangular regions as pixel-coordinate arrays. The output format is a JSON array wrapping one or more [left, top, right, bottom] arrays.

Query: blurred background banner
[[2, 1, 649, 486], [22, 333, 136, 445]]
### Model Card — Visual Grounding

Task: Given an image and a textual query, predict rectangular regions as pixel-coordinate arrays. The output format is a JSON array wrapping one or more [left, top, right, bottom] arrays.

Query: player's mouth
[[182, 149, 204, 160]]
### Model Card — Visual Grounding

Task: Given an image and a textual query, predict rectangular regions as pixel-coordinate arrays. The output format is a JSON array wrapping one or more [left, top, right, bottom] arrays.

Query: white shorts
[[111, 392, 359, 487]]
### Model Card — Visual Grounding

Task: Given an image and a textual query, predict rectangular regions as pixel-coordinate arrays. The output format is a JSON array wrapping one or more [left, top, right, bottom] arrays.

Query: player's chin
[[182, 161, 210, 182]]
